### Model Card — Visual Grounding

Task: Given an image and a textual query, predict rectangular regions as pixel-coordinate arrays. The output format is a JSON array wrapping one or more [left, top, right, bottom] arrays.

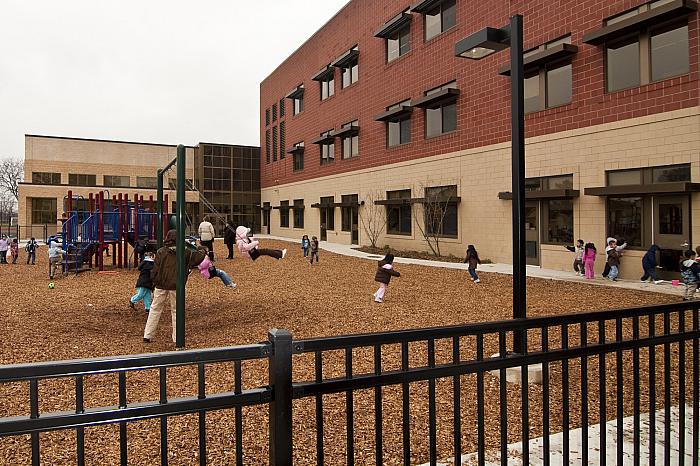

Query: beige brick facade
[[262, 107, 700, 278]]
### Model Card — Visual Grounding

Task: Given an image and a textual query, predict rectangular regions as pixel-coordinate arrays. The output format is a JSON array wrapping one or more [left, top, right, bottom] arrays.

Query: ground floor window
[[262, 202, 270, 227], [320, 196, 335, 231], [542, 199, 573, 244], [293, 199, 304, 228], [424, 185, 458, 237], [341, 194, 358, 232], [31, 198, 57, 224], [386, 189, 411, 235], [607, 197, 643, 247], [279, 201, 289, 228]]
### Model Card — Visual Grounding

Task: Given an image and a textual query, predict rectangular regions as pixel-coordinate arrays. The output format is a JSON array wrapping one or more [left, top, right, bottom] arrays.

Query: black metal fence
[[1, 302, 698, 465]]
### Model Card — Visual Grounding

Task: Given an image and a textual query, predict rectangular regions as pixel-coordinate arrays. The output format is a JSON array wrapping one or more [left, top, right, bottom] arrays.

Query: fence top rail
[[293, 301, 698, 353], [0, 343, 270, 383]]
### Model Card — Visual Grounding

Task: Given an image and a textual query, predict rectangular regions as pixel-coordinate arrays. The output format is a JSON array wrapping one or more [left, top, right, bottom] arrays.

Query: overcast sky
[[0, 0, 349, 158]]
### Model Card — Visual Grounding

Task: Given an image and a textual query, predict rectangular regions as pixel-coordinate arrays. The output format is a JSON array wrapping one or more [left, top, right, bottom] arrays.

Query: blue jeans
[[468, 268, 479, 280], [608, 265, 619, 280], [131, 287, 152, 310], [303, 247, 309, 257], [310, 251, 319, 264], [215, 270, 234, 286]]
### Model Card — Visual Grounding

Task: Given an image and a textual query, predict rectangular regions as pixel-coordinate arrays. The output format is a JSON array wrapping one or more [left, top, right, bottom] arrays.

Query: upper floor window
[[68, 174, 96, 186], [272, 126, 278, 161], [136, 176, 158, 189], [340, 120, 359, 159], [265, 108, 270, 126], [419, 81, 458, 138], [279, 98, 285, 117], [32, 172, 61, 185], [265, 130, 270, 164], [424, 0, 456, 41], [291, 142, 305, 171], [385, 100, 412, 147], [521, 36, 574, 114], [314, 130, 335, 165], [272, 103, 277, 122], [279, 121, 286, 160], [294, 95, 304, 114], [104, 175, 130, 188], [376, 9, 412, 63], [336, 46, 359, 88], [603, 1, 689, 92], [320, 75, 334, 100], [286, 85, 305, 115]]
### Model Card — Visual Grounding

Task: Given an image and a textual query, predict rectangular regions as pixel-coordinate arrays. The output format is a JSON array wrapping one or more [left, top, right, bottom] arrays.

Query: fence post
[[268, 328, 293, 466]]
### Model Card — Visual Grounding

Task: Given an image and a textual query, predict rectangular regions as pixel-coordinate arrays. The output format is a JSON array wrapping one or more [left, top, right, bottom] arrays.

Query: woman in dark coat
[[223, 220, 236, 259]]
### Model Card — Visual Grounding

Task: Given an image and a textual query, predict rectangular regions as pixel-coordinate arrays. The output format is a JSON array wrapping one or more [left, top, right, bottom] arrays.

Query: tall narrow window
[[279, 201, 289, 228], [387, 25, 411, 62], [320, 76, 335, 100], [272, 126, 278, 162], [265, 108, 270, 126], [279, 98, 285, 117], [294, 95, 304, 115], [385, 100, 412, 147], [606, 36, 640, 92], [423, 82, 458, 138], [386, 189, 411, 235], [340, 120, 359, 159], [265, 130, 270, 164], [272, 103, 277, 122], [424, 0, 456, 41], [279, 121, 286, 160], [292, 142, 305, 171], [293, 199, 305, 228], [339, 47, 359, 88]]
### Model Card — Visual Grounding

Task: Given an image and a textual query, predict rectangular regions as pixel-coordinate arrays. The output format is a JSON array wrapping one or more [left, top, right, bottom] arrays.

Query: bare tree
[[413, 184, 456, 257], [0, 192, 15, 227], [359, 190, 386, 248], [0, 157, 23, 201]]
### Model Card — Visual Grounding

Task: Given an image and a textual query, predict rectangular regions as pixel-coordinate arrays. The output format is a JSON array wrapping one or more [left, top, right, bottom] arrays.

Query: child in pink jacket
[[235, 226, 287, 260], [197, 254, 237, 289], [583, 242, 597, 279]]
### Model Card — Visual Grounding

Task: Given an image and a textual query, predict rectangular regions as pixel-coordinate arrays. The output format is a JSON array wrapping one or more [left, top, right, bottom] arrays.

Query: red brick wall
[[260, 0, 699, 188]]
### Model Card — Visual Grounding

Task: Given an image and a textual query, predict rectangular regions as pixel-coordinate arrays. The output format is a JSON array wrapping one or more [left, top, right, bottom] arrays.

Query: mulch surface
[[0, 239, 685, 465]]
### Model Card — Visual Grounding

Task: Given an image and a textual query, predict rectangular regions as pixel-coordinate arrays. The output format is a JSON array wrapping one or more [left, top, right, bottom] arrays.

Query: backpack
[[25, 241, 36, 253]]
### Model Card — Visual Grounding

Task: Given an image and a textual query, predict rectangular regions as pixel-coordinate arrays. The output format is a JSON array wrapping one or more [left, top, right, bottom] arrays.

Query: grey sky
[[0, 0, 349, 158]]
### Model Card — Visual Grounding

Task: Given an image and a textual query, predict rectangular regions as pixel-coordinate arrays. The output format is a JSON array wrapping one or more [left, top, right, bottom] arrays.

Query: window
[[425, 82, 457, 138], [543, 199, 574, 244], [292, 142, 304, 171], [608, 197, 643, 247], [341, 120, 359, 159], [608, 169, 641, 186], [341, 51, 359, 88], [293, 199, 304, 228], [279, 98, 285, 117], [652, 164, 690, 183], [386, 100, 412, 147], [604, 1, 689, 92], [31, 197, 57, 224], [265, 108, 270, 126], [425, 0, 456, 41], [424, 185, 458, 237], [320, 196, 335, 230], [103, 175, 130, 187], [387, 25, 411, 62], [136, 177, 158, 189], [272, 103, 277, 122], [265, 130, 270, 164], [341, 194, 358, 232], [659, 203, 682, 234], [319, 131, 335, 165], [320, 75, 335, 100], [607, 164, 690, 185], [68, 174, 96, 186], [32, 172, 61, 185], [522, 36, 573, 113], [262, 202, 270, 227], [279, 201, 290, 228], [280, 121, 286, 160], [293, 95, 304, 115], [386, 189, 411, 235], [272, 126, 278, 161]]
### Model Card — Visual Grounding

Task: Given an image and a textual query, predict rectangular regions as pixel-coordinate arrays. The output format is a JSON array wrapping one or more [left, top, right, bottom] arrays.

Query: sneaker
[[282, 248, 287, 259], [143, 338, 151, 343], [129, 302, 135, 309], [374, 298, 383, 303], [474, 279, 481, 283], [228, 283, 237, 290], [654, 280, 664, 285]]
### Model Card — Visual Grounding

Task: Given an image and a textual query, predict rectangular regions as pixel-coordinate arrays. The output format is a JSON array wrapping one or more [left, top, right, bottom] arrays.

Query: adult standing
[[143, 230, 207, 344], [198, 216, 216, 261], [223, 219, 236, 259]]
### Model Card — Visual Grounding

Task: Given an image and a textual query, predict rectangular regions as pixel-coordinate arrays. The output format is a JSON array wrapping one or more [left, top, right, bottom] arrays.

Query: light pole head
[[455, 26, 510, 60]]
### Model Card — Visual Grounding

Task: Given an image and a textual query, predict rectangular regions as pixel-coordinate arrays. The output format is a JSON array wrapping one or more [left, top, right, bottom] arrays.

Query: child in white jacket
[[235, 226, 287, 260]]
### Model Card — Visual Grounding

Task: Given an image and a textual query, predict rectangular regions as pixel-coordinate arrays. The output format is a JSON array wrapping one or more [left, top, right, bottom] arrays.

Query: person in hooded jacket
[[640, 244, 663, 284], [223, 220, 236, 259], [463, 245, 482, 283], [680, 249, 700, 300], [373, 253, 400, 303], [235, 226, 287, 261], [143, 229, 207, 343], [130, 252, 155, 312]]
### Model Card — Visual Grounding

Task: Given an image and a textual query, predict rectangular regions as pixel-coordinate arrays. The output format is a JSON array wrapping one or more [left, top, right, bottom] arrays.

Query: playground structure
[[60, 190, 173, 274]]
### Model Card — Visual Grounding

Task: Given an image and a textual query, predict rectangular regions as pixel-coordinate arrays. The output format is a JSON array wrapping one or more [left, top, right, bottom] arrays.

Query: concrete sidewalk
[[257, 234, 687, 298]]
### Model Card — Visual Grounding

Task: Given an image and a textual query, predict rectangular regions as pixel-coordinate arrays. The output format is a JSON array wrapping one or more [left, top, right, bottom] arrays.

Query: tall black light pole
[[456, 15, 526, 354]]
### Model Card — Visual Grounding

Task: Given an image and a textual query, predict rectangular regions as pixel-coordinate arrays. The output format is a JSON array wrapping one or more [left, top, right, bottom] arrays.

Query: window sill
[[525, 101, 578, 119], [601, 72, 693, 101], [387, 142, 412, 150], [386, 232, 412, 237], [341, 155, 360, 161], [425, 130, 457, 141]]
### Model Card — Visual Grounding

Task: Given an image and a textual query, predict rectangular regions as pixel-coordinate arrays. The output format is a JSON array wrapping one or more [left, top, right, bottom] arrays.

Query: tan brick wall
[[262, 107, 700, 278]]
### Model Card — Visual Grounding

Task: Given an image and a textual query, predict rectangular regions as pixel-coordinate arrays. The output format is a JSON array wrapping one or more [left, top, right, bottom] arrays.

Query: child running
[[565, 239, 585, 276], [9, 238, 18, 264], [640, 244, 663, 284], [130, 252, 155, 312], [309, 236, 319, 265], [463, 244, 482, 283], [301, 235, 310, 260], [373, 253, 400, 303], [605, 237, 627, 281], [197, 252, 237, 289], [680, 250, 700, 301], [235, 226, 287, 261], [582, 242, 597, 279]]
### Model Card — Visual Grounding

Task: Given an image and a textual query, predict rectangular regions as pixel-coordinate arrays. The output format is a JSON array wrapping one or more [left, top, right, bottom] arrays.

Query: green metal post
[[175, 145, 186, 349], [156, 169, 164, 248]]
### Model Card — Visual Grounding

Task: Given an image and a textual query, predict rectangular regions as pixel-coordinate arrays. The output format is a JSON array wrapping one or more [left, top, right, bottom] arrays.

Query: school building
[[259, 0, 700, 279], [18, 135, 261, 239]]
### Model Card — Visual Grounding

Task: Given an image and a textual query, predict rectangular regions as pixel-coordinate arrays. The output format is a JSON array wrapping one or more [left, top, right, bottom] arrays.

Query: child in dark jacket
[[640, 244, 663, 283], [373, 253, 400, 303], [130, 252, 155, 312], [680, 250, 700, 301], [464, 245, 482, 283], [310, 236, 319, 265]]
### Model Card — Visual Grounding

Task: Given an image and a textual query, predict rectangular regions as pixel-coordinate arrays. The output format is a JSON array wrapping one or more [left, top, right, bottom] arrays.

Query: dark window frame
[[293, 199, 305, 229], [68, 173, 96, 187], [386, 189, 412, 235], [424, 0, 456, 42], [272, 126, 278, 162], [279, 200, 290, 228], [522, 36, 574, 114], [279, 121, 286, 160], [103, 175, 130, 188], [320, 76, 335, 101], [265, 130, 270, 164], [387, 24, 411, 63], [423, 185, 458, 238], [31, 197, 57, 224], [32, 172, 61, 185]]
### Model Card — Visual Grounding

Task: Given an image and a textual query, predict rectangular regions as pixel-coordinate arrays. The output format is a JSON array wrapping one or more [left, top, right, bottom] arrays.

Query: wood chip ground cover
[[0, 240, 688, 465]]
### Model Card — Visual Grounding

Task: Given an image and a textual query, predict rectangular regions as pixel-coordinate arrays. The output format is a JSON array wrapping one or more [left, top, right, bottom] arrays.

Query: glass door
[[525, 201, 540, 266], [654, 195, 689, 279]]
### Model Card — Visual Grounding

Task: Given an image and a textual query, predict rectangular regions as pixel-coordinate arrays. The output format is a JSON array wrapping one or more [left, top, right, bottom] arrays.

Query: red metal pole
[[149, 195, 155, 239]]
